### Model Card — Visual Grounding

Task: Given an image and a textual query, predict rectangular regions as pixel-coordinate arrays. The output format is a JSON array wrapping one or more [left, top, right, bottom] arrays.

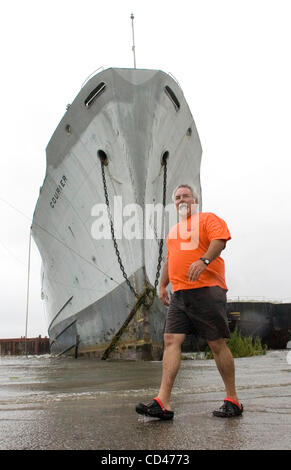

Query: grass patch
[[205, 328, 267, 359]]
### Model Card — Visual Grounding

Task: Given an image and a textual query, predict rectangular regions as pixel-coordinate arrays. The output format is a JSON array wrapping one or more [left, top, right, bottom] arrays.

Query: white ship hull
[[32, 68, 202, 359]]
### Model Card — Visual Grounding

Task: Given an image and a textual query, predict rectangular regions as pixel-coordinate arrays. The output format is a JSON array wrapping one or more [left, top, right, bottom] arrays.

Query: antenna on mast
[[130, 13, 137, 68]]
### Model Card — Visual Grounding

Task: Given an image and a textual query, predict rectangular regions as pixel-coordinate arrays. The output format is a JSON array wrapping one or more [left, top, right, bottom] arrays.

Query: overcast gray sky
[[1, 0, 291, 338]]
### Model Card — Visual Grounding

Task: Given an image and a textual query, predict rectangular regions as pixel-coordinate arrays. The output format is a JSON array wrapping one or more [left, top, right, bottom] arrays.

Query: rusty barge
[[182, 300, 291, 352], [226, 300, 291, 350]]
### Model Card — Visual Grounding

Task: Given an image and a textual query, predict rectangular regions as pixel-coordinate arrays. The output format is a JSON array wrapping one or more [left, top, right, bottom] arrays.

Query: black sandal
[[213, 398, 243, 418], [136, 397, 174, 420]]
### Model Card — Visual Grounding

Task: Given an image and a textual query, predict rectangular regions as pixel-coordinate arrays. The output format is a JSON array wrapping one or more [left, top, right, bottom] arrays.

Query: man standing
[[136, 184, 243, 419]]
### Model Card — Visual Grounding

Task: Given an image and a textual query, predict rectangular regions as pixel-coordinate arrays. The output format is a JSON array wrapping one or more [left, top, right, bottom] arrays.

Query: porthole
[[164, 86, 180, 111], [65, 124, 72, 135], [85, 82, 106, 108]]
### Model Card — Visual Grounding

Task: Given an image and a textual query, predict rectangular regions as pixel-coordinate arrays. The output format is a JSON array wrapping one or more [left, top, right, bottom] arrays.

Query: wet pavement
[[0, 350, 290, 450]]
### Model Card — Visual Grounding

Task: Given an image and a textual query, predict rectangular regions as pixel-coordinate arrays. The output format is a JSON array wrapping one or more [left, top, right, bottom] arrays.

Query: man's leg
[[157, 333, 186, 410], [208, 338, 239, 403]]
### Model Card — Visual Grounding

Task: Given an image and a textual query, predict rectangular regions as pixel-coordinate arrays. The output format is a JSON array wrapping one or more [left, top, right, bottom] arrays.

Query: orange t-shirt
[[166, 212, 231, 292]]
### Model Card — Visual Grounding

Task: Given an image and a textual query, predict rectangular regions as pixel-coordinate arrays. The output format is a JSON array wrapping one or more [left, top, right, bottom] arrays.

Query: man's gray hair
[[172, 184, 199, 202]]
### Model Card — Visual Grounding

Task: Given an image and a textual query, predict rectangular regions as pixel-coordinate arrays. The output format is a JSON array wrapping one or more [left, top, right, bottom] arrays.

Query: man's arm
[[202, 239, 226, 262], [159, 259, 170, 306], [160, 259, 169, 287], [188, 239, 227, 282]]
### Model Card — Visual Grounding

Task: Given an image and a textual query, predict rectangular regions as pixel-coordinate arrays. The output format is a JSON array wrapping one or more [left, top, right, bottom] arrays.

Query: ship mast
[[130, 13, 137, 68]]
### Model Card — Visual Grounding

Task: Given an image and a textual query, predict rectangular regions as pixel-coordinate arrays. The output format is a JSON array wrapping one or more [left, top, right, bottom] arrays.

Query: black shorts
[[165, 286, 231, 342]]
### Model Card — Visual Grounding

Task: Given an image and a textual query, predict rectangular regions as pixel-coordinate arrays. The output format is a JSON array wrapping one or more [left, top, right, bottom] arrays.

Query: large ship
[[32, 67, 203, 359]]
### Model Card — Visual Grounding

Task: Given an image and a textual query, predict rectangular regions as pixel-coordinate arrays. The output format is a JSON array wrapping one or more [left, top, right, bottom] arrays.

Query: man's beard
[[178, 203, 188, 219]]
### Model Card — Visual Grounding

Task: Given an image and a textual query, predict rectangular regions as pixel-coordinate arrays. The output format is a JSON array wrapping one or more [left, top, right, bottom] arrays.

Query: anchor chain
[[100, 157, 168, 295], [101, 284, 155, 360], [154, 156, 168, 292], [101, 162, 138, 298], [100, 155, 168, 359]]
